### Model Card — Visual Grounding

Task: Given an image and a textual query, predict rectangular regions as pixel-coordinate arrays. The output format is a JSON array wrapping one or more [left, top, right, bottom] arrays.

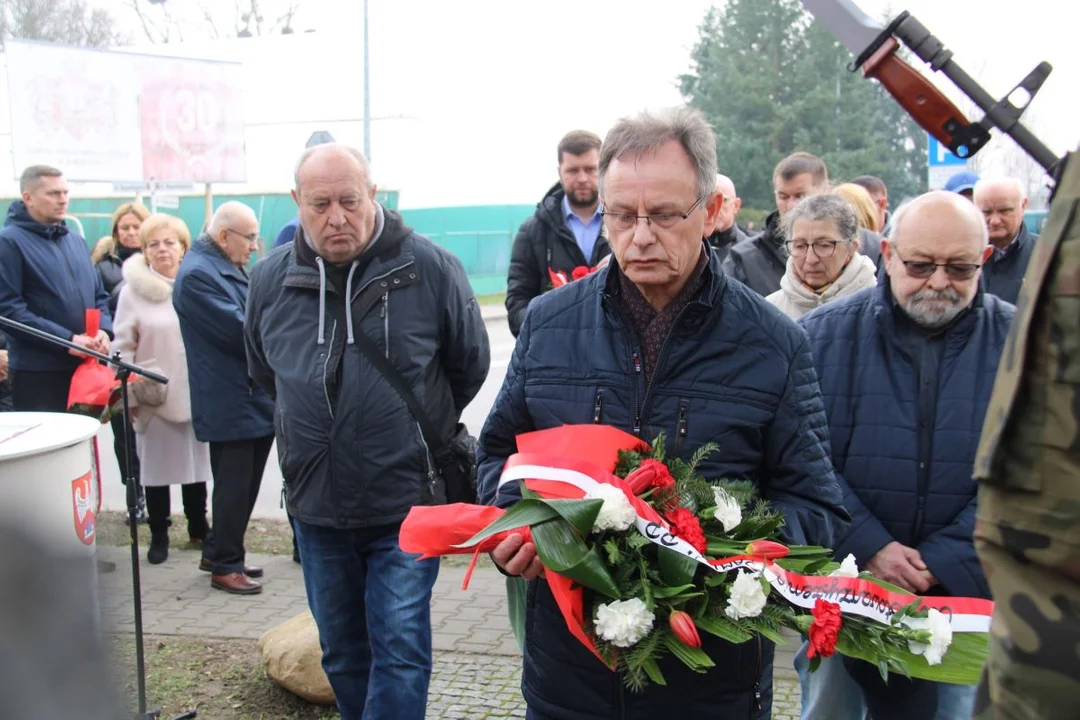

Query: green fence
[[3, 193, 532, 296]]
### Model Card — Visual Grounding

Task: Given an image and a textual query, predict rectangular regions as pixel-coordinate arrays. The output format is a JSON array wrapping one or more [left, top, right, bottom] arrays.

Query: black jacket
[[706, 223, 749, 264], [245, 207, 491, 528], [505, 183, 611, 336], [478, 247, 848, 718], [981, 224, 1036, 305], [722, 211, 787, 296], [0, 331, 11, 411], [94, 241, 140, 315]]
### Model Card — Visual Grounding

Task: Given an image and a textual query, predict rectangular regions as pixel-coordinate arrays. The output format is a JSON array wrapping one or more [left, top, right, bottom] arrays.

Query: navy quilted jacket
[[799, 283, 1014, 599], [477, 249, 849, 718]]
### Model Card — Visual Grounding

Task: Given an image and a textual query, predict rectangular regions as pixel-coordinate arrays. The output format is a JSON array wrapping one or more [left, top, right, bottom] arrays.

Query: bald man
[[173, 200, 275, 595], [705, 174, 748, 263], [245, 143, 489, 717], [797, 191, 1012, 720], [973, 177, 1035, 304]]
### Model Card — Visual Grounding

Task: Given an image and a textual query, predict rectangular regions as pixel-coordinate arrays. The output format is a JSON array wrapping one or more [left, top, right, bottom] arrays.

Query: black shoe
[[147, 531, 169, 565]]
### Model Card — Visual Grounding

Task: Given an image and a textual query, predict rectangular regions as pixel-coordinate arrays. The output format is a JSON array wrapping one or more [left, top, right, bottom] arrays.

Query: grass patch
[[475, 292, 505, 307], [109, 634, 339, 719]]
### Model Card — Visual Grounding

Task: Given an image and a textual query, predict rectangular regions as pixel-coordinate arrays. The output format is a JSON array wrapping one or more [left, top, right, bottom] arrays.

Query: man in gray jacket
[[245, 144, 490, 720]]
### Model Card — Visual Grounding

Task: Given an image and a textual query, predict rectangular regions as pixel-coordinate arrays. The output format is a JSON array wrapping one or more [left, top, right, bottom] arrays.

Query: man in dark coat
[[479, 107, 848, 719], [705, 173, 748, 263], [973, 177, 1037, 304], [173, 201, 274, 595], [724, 152, 830, 296], [245, 144, 489, 719], [796, 191, 1011, 720], [505, 130, 612, 336], [0, 165, 112, 411]]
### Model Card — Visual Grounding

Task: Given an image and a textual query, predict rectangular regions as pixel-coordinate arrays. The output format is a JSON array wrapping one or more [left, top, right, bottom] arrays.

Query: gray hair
[[208, 201, 257, 236], [294, 143, 373, 193], [973, 176, 1028, 202], [19, 165, 63, 192], [599, 107, 718, 201], [782, 194, 860, 246]]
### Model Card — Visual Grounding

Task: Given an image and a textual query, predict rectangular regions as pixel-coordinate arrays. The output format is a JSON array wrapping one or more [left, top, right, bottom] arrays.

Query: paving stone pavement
[[97, 546, 801, 718]]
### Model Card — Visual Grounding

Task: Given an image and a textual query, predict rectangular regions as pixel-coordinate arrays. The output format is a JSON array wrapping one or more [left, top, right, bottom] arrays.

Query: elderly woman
[[766, 194, 879, 320], [113, 214, 210, 564]]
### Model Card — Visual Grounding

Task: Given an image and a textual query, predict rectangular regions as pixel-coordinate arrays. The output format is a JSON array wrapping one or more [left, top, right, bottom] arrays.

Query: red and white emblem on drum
[[71, 472, 95, 546]]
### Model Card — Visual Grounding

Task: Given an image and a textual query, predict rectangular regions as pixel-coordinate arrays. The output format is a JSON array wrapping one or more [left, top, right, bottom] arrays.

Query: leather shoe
[[211, 572, 262, 595], [199, 557, 264, 578]]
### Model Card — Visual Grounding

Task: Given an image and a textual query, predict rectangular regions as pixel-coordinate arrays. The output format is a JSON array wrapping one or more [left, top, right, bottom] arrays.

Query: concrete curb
[[480, 304, 508, 322]]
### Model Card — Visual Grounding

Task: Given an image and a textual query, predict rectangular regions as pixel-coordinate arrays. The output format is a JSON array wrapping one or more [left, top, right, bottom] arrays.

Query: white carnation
[[587, 483, 637, 534], [594, 598, 655, 648], [725, 570, 769, 620], [831, 554, 860, 578], [903, 608, 954, 665], [712, 487, 743, 532]]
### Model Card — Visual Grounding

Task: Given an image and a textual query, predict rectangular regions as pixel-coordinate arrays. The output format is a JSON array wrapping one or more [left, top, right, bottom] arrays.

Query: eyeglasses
[[893, 248, 982, 280], [600, 195, 707, 232], [225, 228, 261, 246], [785, 240, 840, 258]]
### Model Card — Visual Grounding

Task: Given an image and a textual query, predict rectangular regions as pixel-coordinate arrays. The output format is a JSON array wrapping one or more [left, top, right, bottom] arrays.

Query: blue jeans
[[794, 641, 977, 720], [294, 520, 439, 720]]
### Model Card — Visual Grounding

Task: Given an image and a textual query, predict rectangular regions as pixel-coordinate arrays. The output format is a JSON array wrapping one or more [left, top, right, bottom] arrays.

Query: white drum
[[0, 412, 102, 557]]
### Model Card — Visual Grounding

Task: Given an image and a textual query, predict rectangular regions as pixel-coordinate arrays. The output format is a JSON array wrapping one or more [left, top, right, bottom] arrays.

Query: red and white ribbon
[[498, 453, 992, 633]]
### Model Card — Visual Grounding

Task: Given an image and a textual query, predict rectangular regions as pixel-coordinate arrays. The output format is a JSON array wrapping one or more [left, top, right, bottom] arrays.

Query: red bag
[[67, 309, 120, 421]]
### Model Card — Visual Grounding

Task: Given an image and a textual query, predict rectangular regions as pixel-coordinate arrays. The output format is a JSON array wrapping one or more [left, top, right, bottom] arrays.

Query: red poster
[[71, 472, 96, 546]]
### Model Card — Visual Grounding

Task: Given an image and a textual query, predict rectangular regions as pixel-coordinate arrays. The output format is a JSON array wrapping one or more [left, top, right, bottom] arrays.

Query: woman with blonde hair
[[96, 202, 151, 523], [113, 213, 210, 564], [833, 182, 881, 233]]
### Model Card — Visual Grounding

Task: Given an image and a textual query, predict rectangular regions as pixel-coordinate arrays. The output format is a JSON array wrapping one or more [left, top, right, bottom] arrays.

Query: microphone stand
[[0, 316, 195, 720]]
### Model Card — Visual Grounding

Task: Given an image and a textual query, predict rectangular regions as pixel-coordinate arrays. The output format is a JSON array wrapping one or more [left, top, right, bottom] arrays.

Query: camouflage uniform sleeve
[[972, 150, 1080, 719]]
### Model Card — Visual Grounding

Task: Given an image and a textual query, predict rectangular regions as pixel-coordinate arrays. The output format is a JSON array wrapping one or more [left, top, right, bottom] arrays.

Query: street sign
[[154, 195, 180, 210], [927, 133, 968, 190]]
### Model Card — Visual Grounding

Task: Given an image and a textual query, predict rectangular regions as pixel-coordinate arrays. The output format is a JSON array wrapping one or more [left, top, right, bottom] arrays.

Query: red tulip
[[746, 540, 790, 559], [669, 610, 701, 648], [624, 459, 674, 495]]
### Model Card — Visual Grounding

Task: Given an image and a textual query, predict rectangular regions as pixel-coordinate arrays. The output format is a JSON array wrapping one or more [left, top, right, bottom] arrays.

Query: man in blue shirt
[[505, 130, 611, 336]]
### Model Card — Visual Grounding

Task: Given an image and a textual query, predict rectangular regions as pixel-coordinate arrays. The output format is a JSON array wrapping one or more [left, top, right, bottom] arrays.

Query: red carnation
[[666, 508, 707, 555], [807, 599, 843, 659], [571, 265, 591, 281], [625, 459, 675, 495]]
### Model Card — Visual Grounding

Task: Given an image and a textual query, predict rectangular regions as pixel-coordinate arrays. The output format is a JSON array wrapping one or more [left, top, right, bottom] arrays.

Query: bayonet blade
[[801, 0, 885, 57]]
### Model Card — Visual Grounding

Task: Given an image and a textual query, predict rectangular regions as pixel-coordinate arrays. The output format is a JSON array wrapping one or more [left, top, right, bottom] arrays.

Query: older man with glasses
[[479, 107, 848, 719], [173, 201, 275, 595], [795, 190, 1013, 720]]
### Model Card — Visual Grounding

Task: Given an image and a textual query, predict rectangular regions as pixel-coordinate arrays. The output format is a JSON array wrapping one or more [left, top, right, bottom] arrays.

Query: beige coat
[[765, 253, 879, 320], [113, 254, 192, 432]]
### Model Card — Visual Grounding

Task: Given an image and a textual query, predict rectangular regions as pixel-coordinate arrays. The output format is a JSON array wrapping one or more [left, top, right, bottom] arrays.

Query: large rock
[[258, 611, 335, 706]]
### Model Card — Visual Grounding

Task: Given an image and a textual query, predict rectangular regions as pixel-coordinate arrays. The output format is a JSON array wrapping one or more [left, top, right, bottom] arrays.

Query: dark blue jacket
[[981, 224, 1036, 305], [245, 209, 490, 528], [273, 217, 299, 249], [173, 236, 274, 443], [799, 283, 1014, 599], [477, 249, 848, 719], [0, 202, 112, 372]]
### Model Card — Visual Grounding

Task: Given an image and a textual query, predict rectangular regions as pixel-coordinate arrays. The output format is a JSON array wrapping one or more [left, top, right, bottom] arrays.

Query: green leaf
[[531, 518, 622, 599], [878, 659, 890, 684], [662, 633, 716, 672], [642, 657, 667, 686], [658, 547, 699, 587], [453, 499, 559, 548], [543, 498, 605, 538], [695, 615, 753, 644], [808, 656, 821, 673], [651, 584, 697, 599]]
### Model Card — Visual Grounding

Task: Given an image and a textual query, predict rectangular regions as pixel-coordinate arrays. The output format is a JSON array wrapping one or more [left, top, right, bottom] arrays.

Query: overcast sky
[[2, 0, 1077, 207]]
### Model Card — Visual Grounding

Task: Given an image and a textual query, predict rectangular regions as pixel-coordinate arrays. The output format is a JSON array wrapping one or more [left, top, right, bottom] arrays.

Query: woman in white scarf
[[766, 193, 879, 320]]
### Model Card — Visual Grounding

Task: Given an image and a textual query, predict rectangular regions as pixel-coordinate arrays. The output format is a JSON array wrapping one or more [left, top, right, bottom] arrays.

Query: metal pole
[[363, 0, 371, 161]]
